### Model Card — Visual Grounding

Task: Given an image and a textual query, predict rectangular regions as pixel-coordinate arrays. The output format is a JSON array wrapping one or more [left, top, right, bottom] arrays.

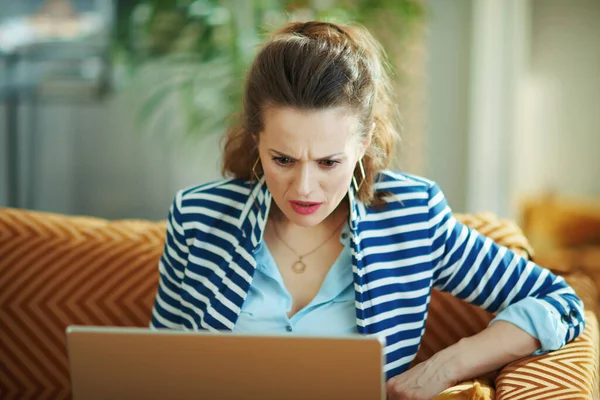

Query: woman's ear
[[360, 123, 375, 158]]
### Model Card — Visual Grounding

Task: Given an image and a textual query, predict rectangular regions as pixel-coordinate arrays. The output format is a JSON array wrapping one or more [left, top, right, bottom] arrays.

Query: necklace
[[272, 216, 347, 274]]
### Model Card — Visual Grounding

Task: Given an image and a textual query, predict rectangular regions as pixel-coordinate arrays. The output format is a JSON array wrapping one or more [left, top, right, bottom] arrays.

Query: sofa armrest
[[495, 310, 599, 400]]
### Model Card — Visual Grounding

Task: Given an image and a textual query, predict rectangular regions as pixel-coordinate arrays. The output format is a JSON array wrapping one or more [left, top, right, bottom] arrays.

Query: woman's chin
[[285, 213, 323, 228], [281, 207, 329, 228]]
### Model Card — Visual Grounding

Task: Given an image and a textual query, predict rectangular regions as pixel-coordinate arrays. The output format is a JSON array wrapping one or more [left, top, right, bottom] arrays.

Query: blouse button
[[286, 325, 293, 332], [341, 232, 350, 240]]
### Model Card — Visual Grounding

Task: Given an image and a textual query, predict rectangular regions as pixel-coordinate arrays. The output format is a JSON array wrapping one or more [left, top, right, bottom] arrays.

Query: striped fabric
[[414, 212, 535, 364], [535, 247, 600, 314], [150, 171, 586, 379], [561, 271, 600, 319]]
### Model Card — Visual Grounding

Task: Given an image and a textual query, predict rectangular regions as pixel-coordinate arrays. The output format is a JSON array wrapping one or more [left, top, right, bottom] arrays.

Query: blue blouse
[[233, 221, 562, 355], [234, 222, 358, 335]]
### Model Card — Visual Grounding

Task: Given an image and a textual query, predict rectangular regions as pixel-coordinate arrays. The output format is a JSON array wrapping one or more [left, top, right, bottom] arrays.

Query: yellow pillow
[[434, 379, 494, 400]]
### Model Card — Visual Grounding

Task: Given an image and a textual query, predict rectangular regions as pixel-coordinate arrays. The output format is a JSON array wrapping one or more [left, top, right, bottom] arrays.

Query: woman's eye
[[319, 160, 339, 169], [274, 157, 293, 166]]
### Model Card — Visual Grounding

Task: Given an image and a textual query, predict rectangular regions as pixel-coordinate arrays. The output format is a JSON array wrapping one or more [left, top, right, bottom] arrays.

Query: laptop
[[66, 326, 386, 400]]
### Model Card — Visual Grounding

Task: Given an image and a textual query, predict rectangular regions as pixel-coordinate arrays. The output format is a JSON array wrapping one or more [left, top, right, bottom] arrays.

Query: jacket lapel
[[210, 178, 370, 334]]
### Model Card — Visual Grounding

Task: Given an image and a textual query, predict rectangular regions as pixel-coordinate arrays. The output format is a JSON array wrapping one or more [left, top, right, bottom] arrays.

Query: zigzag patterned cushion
[[0, 208, 166, 399], [493, 273, 600, 400], [495, 310, 599, 400]]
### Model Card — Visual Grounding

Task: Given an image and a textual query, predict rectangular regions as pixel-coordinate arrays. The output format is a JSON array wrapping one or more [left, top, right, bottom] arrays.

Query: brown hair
[[221, 21, 399, 206]]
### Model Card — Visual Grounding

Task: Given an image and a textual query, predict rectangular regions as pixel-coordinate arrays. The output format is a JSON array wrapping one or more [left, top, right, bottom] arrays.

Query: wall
[[1, 83, 222, 219], [0, 100, 6, 206], [427, 0, 600, 218], [510, 0, 600, 213], [425, 0, 472, 212], [36, 93, 222, 219]]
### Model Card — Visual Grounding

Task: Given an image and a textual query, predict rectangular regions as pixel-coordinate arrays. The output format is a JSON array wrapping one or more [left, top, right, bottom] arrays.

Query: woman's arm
[[449, 320, 540, 380], [427, 182, 585, 353], [150, 190, 189, 330], [387, 320, 540, 399], [385, 182, 586, 399]]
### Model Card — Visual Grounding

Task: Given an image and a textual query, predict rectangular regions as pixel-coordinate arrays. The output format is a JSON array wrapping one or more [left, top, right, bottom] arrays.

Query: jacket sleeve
[[428, 182, 585, 351], [150, 191, 189, 330]]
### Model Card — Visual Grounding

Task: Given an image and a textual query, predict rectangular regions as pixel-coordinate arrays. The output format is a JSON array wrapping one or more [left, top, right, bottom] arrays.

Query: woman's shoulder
[[179, 177, 251, 196], [368, 170, 447, 212], [365, 171, 446, 224], [175, 177, 254, 212], [373, 170, 439, 196]]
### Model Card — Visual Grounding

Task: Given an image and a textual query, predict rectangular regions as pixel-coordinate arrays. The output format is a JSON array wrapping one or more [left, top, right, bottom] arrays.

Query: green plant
[[112, 0, 425, 140]]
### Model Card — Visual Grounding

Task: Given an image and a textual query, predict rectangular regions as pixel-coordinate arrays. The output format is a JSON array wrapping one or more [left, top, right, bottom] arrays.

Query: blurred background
[[0, 0, 598, 227]]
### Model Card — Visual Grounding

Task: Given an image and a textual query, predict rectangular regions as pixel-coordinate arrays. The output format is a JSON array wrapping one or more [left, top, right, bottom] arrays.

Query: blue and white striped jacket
[[150, 171, 585, 379]]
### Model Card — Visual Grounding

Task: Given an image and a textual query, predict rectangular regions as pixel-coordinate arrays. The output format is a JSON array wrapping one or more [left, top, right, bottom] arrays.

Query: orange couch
[[0, 208, 598, 399]]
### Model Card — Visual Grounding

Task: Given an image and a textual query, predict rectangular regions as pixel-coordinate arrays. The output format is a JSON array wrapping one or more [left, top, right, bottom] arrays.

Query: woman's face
[[257, 106, 369, 227]]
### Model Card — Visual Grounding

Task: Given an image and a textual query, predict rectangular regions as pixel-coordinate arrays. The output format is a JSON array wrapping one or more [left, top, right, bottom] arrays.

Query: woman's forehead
[[261, 106, 360, 142]]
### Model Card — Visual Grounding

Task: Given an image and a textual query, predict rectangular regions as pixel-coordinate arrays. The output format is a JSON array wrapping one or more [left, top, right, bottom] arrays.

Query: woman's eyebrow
[[268, 149, 294, 158], [268, 149, 345, 159], [318, 153, 346, 159]]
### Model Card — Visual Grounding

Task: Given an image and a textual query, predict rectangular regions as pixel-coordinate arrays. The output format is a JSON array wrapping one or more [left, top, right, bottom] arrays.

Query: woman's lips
[[289, 201, 322, 215]]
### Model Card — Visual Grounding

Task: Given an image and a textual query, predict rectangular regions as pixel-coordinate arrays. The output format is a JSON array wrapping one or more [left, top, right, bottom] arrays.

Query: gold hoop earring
[[352, 158, 366, 192], [252, 157, 262, 182]]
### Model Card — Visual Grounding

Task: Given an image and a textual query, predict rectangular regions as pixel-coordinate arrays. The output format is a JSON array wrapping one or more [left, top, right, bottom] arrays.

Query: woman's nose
[[294, 164, 313, 197]]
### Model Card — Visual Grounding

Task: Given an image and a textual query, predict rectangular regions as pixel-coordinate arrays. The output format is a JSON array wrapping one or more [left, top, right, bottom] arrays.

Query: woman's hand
[[386, 321, 542, 399], [385, 349, 458, 400], [386, 344, 461, 400]]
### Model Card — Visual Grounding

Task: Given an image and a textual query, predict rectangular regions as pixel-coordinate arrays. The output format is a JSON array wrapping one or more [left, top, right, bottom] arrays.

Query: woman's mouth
[[289, 201, 322, 215]]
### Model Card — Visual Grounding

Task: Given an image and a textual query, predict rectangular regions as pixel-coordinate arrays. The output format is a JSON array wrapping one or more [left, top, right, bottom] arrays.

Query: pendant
[[292, 259, 307, 274]]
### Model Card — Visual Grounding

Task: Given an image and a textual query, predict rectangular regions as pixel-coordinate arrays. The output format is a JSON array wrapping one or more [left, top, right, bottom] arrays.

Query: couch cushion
[[495, 310, 599, 400], [0, 208, 165, 399]]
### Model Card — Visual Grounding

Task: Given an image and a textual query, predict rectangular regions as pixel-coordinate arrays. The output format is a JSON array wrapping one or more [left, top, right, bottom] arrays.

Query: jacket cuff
[[489, 297, 567, 355]]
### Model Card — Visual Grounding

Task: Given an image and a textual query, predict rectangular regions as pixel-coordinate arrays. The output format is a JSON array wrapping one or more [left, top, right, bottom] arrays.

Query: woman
[[150, 21, 585, 399]]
